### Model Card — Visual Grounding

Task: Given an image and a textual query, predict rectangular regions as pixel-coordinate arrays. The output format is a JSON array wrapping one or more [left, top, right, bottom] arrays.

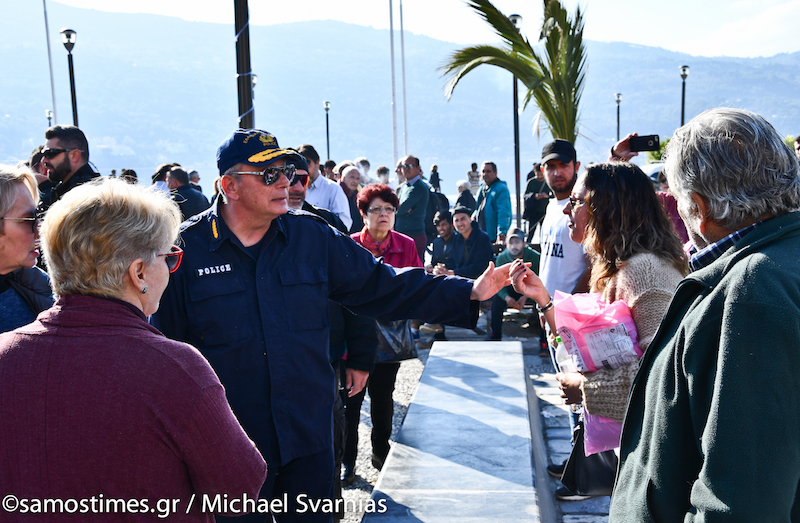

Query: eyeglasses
[[400, 163, 417, 170], [0, 213, 39, 233], [568, 195, 586, 210], [367, 206, 397, 215], [157, 245, 184, 273], [291, 173, 309, 188], [227, 165, 298, 186], [41, 148, 80, 159]]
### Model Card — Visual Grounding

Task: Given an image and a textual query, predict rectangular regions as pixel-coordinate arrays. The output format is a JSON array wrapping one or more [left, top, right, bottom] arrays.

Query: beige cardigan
[[580, 252, 684, 421]]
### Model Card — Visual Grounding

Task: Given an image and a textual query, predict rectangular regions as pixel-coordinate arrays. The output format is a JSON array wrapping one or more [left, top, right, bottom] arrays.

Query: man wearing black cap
[[154, 129, 510, 523], [538, 139, 590, 306]]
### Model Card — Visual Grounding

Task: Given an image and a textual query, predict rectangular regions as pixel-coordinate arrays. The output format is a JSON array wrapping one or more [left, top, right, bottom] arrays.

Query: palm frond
[[441, 0, 587, 144], [441, 45, 544, 100]]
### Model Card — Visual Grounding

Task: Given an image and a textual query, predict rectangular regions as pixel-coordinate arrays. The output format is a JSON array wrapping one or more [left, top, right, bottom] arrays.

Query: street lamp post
[[46, 110, 53, 127], [509, 13, 522, 228], [615, 93, 622, 141], [234, 0, 254, 129], [324, 101, 331, 160], [60, 28, 78, 127], [680, 65, 690, 126]]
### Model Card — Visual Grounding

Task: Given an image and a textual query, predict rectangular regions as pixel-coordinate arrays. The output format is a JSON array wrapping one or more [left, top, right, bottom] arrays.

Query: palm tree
[[441, 0, 586, 145]]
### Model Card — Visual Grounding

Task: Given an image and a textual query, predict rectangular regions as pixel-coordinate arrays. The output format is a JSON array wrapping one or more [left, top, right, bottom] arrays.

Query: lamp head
[[680, 65, 690, 80], [615, 93, 622, 104], [324, 101, 331, 112], [60, 28, 76, 52], [508, 14, 522, 28]]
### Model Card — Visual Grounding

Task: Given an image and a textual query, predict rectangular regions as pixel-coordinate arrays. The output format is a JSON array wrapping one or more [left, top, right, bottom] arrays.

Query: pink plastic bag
[[553, 291, 641, 373], [584, 412, 623, 455]]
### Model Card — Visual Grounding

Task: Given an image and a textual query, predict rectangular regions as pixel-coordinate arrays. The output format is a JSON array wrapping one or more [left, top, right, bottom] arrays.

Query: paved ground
[[341, 309, 611, 523]]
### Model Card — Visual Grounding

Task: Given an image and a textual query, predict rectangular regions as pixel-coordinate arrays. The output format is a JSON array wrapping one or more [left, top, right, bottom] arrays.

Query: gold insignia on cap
[[242, 131, 276, 147]]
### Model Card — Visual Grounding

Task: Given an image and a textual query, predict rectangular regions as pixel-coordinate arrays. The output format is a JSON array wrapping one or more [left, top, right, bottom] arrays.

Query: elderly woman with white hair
[[0, 164, 53, 333], [0, 178, 266, 521], [456, 178, 476, 214]]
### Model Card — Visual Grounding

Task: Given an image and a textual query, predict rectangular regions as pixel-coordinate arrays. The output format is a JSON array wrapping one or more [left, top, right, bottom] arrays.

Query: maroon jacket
[[0, 294, 266, 521]]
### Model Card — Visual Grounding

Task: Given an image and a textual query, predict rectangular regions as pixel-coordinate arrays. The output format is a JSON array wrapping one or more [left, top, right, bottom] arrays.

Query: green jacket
[[395, 178, 430, 237], [611, 211, 800, 522], [495, 246, 539, 300]]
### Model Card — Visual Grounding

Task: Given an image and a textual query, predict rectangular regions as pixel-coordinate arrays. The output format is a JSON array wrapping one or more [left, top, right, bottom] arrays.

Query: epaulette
[[179, 212, 205, 233]]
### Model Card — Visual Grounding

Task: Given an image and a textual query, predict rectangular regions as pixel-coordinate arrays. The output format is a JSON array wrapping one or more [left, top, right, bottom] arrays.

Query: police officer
[[154, 129, 510, 523]]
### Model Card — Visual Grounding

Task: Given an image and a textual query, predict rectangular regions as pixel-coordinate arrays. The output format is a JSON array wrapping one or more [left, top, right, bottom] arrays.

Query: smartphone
[[629, 135, 660, 152]]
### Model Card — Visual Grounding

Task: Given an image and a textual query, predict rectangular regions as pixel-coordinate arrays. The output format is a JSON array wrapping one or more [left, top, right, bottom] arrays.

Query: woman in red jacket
[[343, 184, 421, 483]]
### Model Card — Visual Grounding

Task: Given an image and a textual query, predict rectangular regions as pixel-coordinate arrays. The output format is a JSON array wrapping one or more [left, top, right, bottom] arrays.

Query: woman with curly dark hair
[[510, 162, 688, 498], [342, 183, 421, 483]]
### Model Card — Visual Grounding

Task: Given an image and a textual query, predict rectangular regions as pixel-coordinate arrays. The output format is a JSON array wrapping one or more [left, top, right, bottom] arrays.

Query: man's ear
[[691, 192, 712, 235], [220, 175, 240, 202], [68, 148, 82, 167]]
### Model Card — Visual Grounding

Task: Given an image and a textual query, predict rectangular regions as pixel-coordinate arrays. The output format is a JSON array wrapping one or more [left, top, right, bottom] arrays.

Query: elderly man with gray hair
[[610, 108, 800, 521]]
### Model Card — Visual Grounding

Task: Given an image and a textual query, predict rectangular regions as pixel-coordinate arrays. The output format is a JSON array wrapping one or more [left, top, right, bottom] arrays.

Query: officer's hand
[[471, 262, 512, 301]]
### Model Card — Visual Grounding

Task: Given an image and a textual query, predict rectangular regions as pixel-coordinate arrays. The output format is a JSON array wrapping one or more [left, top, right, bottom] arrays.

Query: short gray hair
[[40, 178, 181, 297], [457, 180, 471, 191], [664, 107, 800, 229]]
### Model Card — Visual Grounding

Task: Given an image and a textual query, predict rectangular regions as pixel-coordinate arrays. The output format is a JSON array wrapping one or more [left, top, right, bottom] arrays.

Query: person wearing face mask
[[488, 227, 539, 341]]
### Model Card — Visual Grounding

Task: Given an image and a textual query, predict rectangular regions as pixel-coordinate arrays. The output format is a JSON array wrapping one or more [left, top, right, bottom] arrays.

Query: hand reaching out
[[509, 259, 550, 307]]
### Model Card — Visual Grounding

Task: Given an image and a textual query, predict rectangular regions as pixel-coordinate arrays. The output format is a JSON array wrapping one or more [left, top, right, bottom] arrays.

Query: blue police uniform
[[153, 201, 477, 522]]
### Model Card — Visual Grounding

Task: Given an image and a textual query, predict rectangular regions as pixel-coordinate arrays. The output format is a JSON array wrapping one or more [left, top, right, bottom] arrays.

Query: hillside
[[3, 2, 799, 195]]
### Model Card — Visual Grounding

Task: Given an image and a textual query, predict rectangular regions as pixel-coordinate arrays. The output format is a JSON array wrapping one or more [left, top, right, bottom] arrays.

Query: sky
[[53, 0, 800, 58]]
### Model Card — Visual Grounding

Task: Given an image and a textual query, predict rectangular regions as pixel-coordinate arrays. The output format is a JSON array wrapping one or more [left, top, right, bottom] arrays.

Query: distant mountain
[[3, 2, 800, 197]]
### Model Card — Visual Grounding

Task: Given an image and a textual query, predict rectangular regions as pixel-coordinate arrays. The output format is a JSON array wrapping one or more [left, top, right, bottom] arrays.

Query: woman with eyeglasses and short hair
[[0, 178, 267, 520], [0, 164, 53, 334], [342, 183, 422, 481]]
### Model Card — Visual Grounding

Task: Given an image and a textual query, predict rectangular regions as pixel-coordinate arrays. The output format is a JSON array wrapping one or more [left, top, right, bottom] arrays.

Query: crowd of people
[[2, 106, 800, 522]]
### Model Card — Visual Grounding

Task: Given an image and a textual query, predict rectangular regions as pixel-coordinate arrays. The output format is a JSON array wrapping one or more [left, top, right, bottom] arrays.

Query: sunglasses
[[568, 195, 586, 210], [157, 245, 184, 273], [292, 173, 309, 188], [227, 165, 298, 186], [0, 213, 40, 233], [41, 148, 79, 159]]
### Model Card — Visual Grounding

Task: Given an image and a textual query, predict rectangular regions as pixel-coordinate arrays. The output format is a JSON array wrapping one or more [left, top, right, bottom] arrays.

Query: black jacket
[[39, 163, 100, 213], [452, 222, 495, 279], [173, 184, 211, 222], [456, 191, 477, 214]]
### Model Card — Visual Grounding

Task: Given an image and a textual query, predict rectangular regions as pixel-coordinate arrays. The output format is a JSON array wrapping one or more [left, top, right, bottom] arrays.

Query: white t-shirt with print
[[538, 197, 588, 298]]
